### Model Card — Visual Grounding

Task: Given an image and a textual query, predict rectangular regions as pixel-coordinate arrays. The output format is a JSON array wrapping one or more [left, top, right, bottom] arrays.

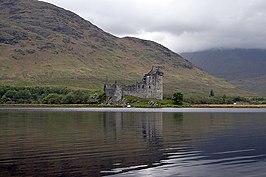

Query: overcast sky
[[42, 0, 266, 52]]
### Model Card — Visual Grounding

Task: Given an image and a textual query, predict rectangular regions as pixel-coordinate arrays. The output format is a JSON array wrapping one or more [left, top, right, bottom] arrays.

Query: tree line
[[0, 86, 265, 105], [0, 86, 105, 104], [184, 95, 266, 104]]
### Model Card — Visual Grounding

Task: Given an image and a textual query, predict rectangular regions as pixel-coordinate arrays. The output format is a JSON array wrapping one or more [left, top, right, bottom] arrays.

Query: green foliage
[[233, 96, 247, 102], [4, 90, 18, 100], [172, 92, 183, 105], [42, 94, 64, 104], [16, 90, 32, 99], [124, 96, 174, 107], [184, 95, 264, 104], [209, 90, 214, 97], [63, 92, 75, 104], [249, 97, 266, 104], [0, 85, 265, 106], [124, 96, 157, 107], [0, 85, 103, 104], [97, 93, 106, 104], [65, 90, 89, 104]]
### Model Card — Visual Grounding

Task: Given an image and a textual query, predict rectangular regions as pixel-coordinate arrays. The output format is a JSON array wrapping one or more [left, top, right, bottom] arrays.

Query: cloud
[[42, 0, 266, 52]]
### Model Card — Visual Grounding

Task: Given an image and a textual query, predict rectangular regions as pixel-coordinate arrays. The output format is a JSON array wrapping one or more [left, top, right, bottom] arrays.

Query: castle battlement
[[104, 66, 163, 103]]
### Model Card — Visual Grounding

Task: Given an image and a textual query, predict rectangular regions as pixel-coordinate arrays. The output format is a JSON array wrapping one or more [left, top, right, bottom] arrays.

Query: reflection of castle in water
[[102, 112, 164, 169], [100, 112, 184, 175], [103, 112, 163, 142]]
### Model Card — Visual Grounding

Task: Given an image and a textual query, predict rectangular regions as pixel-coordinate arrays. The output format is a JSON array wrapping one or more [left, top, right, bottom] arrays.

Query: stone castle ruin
[[104, 66, 164, 103]]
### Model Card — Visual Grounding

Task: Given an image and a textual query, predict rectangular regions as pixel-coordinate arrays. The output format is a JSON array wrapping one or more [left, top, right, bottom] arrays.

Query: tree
[[63, 92, 75, 104], [0, 86, 7, 98], [222, 94, 227, 104], [41, 94, 64, 104], [3, 90, 18, 101], [172, 92, 183, 105], [209, 90, 214, 97], [16, 90, 32, 100], [98, 93, 106, 103]]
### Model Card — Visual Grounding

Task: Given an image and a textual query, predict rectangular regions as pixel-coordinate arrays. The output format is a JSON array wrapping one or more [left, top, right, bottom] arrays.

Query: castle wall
[[104, 83, 123, 102], [122, 73, 163, 100], [104, 67, 164, 102], [122, 83, 145, 98]]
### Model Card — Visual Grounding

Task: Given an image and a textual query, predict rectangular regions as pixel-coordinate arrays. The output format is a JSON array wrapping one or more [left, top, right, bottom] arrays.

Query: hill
[[0, 0, 253, 97], [181, 49, 266, 94]]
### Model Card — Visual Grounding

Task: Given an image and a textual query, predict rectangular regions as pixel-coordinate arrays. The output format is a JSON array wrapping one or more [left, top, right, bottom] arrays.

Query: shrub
[[172, 92, 183, 105], [41, 94, 65, 104]]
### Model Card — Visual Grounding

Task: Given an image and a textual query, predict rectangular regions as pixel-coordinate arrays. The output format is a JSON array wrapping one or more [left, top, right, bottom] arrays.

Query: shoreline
[[0, 104, 266, 108], [1, 107, 266, 113], [190, 104, 266, 108]]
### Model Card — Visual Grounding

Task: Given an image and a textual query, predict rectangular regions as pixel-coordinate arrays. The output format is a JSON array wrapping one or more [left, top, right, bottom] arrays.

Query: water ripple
[[1, 110, 266, 176]]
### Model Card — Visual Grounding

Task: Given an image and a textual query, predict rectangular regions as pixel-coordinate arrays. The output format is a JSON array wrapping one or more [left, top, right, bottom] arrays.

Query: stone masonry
[[104, 66, 164, 103]]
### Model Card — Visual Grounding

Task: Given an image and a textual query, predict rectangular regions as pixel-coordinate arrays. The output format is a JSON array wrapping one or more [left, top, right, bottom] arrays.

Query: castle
[[104, 66, 164, 103]]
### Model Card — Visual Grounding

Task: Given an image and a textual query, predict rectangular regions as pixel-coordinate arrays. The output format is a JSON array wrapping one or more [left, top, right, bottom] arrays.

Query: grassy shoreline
[[0, 104, 266, 108], [190, 104, 266, 108]]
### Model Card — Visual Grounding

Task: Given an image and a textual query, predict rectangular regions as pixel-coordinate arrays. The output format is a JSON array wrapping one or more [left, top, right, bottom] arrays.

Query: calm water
[[1, 108, 266, 177]]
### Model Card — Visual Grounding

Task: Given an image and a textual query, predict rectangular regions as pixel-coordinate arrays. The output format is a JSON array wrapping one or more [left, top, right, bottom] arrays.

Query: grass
[[124, 96, 181, 108], [190, 104, 266, 108]]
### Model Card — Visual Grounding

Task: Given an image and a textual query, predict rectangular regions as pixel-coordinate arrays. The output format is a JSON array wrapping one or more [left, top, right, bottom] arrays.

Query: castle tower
[[104, 81, 123, 103], [143, 66, 164, 100]]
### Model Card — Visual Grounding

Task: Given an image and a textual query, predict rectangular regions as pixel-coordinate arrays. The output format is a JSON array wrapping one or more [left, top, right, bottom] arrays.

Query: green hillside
[[0, 0, 253, 97]]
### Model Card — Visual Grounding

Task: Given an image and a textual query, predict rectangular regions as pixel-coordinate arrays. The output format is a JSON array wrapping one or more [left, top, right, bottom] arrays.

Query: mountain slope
[[181, 49, 266, 94], [0, 0, 253, 97]]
